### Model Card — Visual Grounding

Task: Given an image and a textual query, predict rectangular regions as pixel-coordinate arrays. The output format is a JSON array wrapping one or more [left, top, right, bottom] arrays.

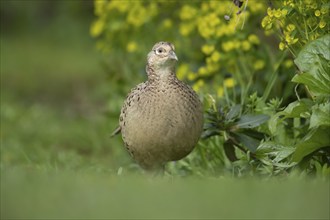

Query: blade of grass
[[261, 51, 288, 102]]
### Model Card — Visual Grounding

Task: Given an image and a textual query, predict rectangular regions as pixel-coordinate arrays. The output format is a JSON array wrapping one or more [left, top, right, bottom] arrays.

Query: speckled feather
[[119, 42, 203, 170]]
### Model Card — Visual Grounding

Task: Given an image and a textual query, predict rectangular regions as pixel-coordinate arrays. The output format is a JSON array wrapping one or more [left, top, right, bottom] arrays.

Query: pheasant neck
[[146, 63, 176, 83]]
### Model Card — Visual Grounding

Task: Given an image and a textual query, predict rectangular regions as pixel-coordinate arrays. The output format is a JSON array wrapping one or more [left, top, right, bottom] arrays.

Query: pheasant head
[[146, 41, 178, 81]]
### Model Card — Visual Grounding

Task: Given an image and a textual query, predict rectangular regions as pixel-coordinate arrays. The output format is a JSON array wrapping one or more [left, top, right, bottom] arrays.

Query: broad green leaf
[[223, 141, 237, 162], [256, 141, 295, 163], [282, 99, 313, 117], [268, 99, 313, 134], [292, 72, 330, 97], [310, 102, 330, 129], [226, 104, 241, 121], [235, 114, 270, 129], [241, 129, 265, 140], [294, 34, 330, 72], [293, 34, 330, 97], [268, 111, 284, 135], [232, 133, 260, 153], [292, 127, 330, 162]]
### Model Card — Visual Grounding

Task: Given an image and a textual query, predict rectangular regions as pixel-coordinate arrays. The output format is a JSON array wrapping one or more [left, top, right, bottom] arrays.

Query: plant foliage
[[91, 0, 330, 177]]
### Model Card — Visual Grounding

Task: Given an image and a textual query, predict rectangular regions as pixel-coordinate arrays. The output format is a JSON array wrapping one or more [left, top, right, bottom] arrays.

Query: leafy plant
[[91, 0, 330, 177]]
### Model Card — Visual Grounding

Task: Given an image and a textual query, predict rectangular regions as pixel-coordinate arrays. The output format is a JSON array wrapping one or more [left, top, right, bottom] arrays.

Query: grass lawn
[[2, 168, 329, 219]]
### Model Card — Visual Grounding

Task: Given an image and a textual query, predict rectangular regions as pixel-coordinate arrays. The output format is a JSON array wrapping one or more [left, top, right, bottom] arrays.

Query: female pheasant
[[117, 42, 203, 171]]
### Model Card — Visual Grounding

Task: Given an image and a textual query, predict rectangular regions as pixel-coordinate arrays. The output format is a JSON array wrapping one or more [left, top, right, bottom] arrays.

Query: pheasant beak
[[169, 50, 178, 61]]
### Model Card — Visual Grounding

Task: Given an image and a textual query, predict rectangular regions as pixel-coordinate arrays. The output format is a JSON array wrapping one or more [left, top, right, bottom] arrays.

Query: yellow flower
[[249, 1, 266, 13], [284, 0, 295, 7], [206, 57, 212, 65], [261, 16, 273, 30], [187, 72, 197, 81], [127, 4, 148, 27], [281, 9, 288, 16], [197, 14, 219, 39], [291, 38, 299, 44], [285, 34, 298, 45], [198, 66, 208, 76], [210, 51, 221, 62], [315, 10, 321, 17], [201, 44, 215, 55], [233, 40, 241, 49], [241, 40, 251, 51], [192, 79, 205, 92], [126, 41, 138, 53], [319, 20, 326, 29], [248, 34, 260, 44], [216, 26, 226, 37], [94, 0, 106, 15], [254, 60, 265, 70], [274, 9, 282, 18], [108, 1, 130, 13], [267, 8, 274, 17], [217, 87, 224, 97], [224, 78, 235, 88], [279, 42, 286, 50], [209, 1, 221, 10], [162, 19, 172, 29], [201, 2, 209, 12], [180, 5, 197, 20], [286, 24, 296, 32], [222, 41, 235, 52], [206, 63, 219, 73], [179, 23, 195, 36], [284, 0, 290, 6], [90, 19, 104, 37], [198, 25, 214, 39], [208, 13, 220, 27]]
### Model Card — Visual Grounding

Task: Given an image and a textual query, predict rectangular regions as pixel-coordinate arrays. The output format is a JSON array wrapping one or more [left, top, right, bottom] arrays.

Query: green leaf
[[293, 34, 330, 98], [294, 34, 330, 72], [232, 133, 260, 153], [256, 141, 295, 163], [310, 102, 330, 129], [269, 99, 313, 135], [223, 141, 237, 162], [235, 114, 270, 129], [226, 104, 241, 121], [282, 99, 313, 117], [292, 127, 330, 162], [201, 129, 219, 139]]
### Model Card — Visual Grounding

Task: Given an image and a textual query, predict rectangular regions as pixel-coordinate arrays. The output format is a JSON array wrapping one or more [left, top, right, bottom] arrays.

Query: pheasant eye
[[156, 47, 166, 54]]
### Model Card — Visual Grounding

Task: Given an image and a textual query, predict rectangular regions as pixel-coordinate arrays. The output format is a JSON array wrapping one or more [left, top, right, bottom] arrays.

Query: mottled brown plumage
[[118, 42, 203, 170]]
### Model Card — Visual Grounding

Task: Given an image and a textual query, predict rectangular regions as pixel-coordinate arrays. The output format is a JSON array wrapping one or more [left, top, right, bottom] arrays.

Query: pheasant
[[114, 41, 203, 171]]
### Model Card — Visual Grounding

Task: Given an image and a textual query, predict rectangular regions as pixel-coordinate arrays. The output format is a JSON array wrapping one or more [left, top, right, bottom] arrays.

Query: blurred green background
[[1, 0, 130, 172], [1, 0, 329, 219]]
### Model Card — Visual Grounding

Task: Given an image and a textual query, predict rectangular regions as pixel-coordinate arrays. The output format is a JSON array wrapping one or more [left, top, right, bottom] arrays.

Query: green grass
[[2, 168, 329, 219], [1, 34, 128, 172]]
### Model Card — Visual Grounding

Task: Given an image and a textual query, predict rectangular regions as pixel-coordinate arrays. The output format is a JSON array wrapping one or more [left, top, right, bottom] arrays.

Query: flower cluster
[[261, 0, 329, 54], [90, 0, 160, 52], [91, 0, 271, 96], [176, 1, 266, 94]]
